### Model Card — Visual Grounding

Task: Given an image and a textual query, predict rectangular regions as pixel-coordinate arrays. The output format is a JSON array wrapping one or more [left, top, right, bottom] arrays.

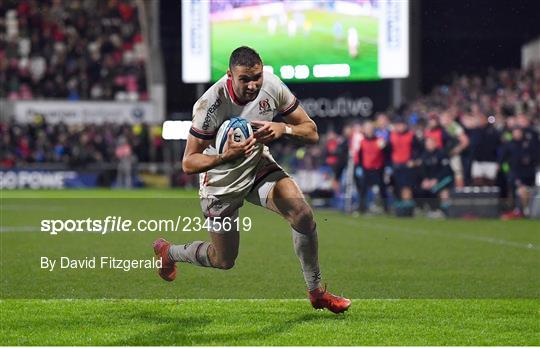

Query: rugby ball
[[215, 117, 253, 154]]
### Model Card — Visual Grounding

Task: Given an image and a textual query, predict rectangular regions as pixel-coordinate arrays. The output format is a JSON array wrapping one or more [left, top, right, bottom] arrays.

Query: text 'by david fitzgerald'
[[40, 256, 162, 272]]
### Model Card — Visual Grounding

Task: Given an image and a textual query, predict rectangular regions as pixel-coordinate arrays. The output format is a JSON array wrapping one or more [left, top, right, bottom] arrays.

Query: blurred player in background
[[500, 126, 538, 218], [356, 121, 388, 213], [389, 117, 421, 216], [324, 129, 348, 192], [470, 113, 501, 186], [153, 46, 351, 314], [375, 112, 391, 141], [418, 137, 454, 217], [440, 110, 469, 188], [115, 136, 134, 188], [424, 113, 449, 150], [348, 27, 359, 58]]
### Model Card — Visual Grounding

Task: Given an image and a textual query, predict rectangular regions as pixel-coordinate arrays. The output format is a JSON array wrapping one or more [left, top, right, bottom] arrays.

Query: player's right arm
[[183, 93, 255, 174], [182, 131, 256, 174]]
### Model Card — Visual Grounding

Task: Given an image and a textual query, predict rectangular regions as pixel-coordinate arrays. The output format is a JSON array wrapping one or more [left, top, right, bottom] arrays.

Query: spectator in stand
[[132, 123, 150, 162], [1, 131, 16, 168], [356, 121, 388, 213], [374, 112, 391, 141], [374, 112, 393, 194], [470, 113, 501, 186], [500, 126, 538, 219], [115, 136, 134, 188], [324, 130, 347, 191], [0, 0, 147, 101], [424, 113, 450, 150], [0, 120, 158, 171], [460, 111, 478, 185], [388, 117, 422, 216], [418, 137, 454, 217], [516, 113, 540, 150], [440, 110, 469, 188]]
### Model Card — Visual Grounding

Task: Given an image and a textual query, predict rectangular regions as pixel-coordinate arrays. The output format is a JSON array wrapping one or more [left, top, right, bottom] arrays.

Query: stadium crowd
[[0, 0, 147, 101], [288, 66, 539, 218], [0, 120, 164, 169], [1, 6, 538, 216]]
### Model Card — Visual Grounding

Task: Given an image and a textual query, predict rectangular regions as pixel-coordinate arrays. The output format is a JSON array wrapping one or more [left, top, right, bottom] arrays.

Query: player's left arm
[[251, 105, 319, 144]]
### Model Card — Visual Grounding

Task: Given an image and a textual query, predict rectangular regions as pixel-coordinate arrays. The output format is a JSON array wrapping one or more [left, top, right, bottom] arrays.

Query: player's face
[[228, 64, 263, 103]]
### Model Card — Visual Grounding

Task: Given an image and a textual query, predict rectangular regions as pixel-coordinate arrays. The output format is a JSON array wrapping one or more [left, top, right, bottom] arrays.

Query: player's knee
[[215, 259, 235, 270], [291, 204, 315, 233]]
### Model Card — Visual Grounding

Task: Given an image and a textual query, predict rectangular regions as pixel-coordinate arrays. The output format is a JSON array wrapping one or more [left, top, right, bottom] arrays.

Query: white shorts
[[200, 158, 288, 234], [471, 161, 498, 180], [450, 155, 463, 177]]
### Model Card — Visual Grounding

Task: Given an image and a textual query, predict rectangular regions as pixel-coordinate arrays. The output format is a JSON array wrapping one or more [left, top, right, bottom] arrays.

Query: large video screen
[[182, 0, 408, 83]]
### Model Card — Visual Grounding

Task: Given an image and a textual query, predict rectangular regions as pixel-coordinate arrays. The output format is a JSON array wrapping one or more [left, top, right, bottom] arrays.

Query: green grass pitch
[[1, 189, 539, 345], [211, 10, 379, 82]]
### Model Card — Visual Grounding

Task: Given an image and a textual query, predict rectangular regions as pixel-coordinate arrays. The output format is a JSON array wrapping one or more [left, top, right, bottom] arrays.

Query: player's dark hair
[[229, 46, 262, 69]]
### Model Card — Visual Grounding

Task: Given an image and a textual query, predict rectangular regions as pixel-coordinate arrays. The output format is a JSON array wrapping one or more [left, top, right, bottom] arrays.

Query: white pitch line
[[0, 226, 40, 232], [0, 298, 407, 302], [1, 204, 64, 211], [3, 220, 538, 250], [0, 226, 115, 233], [340, 219, 539, 250]]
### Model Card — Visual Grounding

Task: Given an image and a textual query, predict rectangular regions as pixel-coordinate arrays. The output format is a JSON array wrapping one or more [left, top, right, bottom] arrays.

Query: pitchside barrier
[[0, 163, 171, 189], [448, 185, 540, 219], [530, 187, 540, 219], [1, 100, 158, 125], [448, 186, 500, 219]]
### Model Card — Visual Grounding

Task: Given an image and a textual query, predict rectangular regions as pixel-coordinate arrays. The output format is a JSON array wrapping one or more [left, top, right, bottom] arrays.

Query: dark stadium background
[[1, 0, 539, 345], [2, 0, 539, 216], [162, 0, 540, 112]]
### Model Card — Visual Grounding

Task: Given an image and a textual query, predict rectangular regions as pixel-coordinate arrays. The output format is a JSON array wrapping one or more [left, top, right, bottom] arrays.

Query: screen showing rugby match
[[182, 0, 409, 83]]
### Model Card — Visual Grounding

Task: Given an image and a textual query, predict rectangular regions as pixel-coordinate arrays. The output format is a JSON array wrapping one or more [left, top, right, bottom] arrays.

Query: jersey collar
[[226, 78, 248, 106]]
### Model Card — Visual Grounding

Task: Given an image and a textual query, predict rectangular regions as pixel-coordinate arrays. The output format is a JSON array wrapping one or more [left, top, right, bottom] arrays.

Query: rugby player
[[389, 117, 421, 216], [357, 121, 389, 213], [153, 46, 351, 314]]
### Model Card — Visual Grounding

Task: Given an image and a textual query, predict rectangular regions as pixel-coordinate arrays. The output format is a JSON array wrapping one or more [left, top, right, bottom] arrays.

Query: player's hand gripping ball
[[215, 117, 254, 154]]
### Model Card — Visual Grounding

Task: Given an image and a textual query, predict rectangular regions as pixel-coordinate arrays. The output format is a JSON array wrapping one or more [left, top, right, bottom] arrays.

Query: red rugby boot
[[309, 285, 351, 314], [153, 238, 176, 281]]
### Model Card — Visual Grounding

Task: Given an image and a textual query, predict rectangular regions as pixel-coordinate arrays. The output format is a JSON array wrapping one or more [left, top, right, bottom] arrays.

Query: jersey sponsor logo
[[258, 98, 272, 114], [203, 98, 222, 130]]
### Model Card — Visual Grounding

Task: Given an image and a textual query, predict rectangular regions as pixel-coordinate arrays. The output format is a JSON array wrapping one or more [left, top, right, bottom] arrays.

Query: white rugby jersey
[[189, 71, 299, 197]]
